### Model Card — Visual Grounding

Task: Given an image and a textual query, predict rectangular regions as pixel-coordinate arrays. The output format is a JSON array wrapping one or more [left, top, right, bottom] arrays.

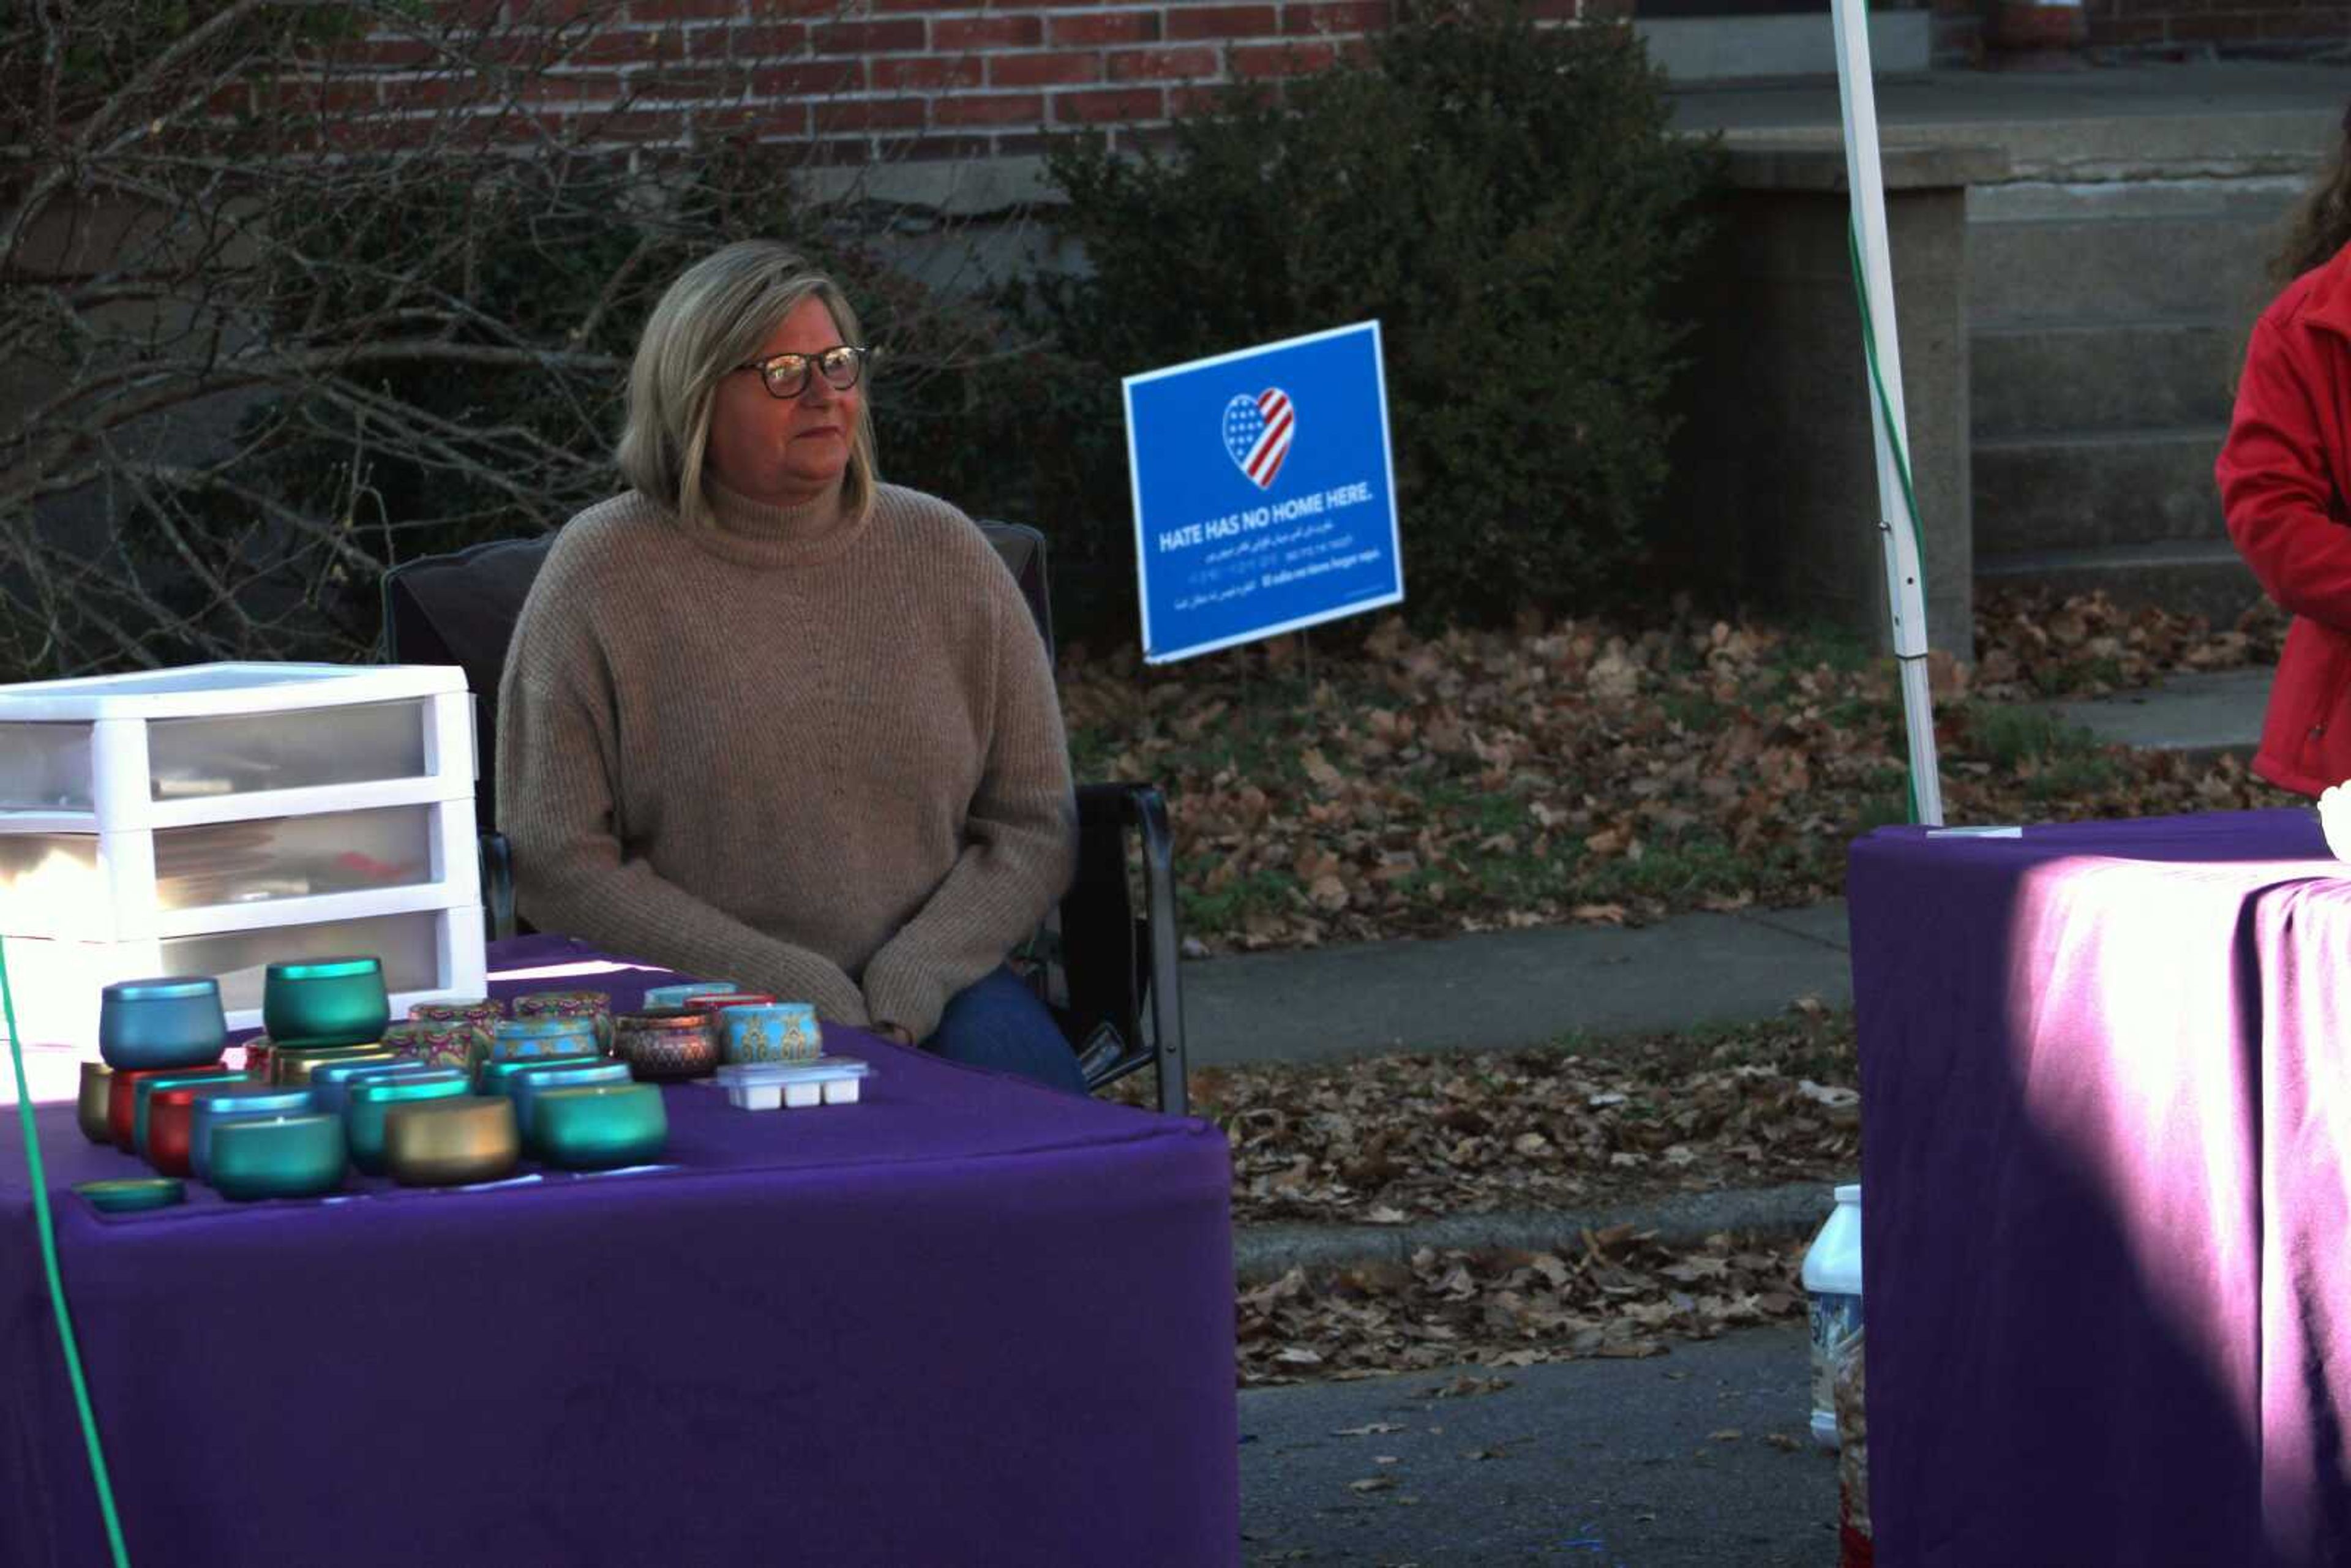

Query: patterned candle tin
[[717, 1003, 822, 1067], [512, 991, 614, 1051], [382, 1021, 483, 1073], [490, 1015, 601, 1062], [612, 1010, 721, 1082]]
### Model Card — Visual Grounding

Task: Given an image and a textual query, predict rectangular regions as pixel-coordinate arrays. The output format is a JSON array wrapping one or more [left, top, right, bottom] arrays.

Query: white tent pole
[[1830, 0, 1945, 827]]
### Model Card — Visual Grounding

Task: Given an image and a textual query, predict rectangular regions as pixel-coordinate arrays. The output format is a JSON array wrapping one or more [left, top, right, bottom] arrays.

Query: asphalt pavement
[[1207, 666, 2261, 1564]]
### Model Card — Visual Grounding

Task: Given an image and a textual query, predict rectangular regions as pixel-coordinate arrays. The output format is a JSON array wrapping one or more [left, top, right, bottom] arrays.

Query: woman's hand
[[873, 1021, 915, 1045]]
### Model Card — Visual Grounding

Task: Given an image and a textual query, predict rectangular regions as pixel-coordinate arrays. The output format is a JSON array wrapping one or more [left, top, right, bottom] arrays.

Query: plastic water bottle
[[1802, 1183, 1864, 1450]]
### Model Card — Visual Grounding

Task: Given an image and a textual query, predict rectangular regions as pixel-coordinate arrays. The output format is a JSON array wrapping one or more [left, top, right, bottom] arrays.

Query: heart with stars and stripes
[[1221, 388, 1295, 490]]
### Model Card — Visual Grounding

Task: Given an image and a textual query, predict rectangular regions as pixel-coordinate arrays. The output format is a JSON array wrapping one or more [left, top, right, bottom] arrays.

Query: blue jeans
[[925, 966, 1087, 1095]]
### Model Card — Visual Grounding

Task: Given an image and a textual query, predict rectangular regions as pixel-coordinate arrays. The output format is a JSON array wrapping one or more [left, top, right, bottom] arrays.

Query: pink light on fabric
[[2001, 849, 2349, 1557]]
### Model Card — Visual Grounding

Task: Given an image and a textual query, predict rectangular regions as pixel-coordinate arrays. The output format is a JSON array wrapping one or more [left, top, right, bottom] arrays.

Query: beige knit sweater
[[495, 477, 1078, 1041]]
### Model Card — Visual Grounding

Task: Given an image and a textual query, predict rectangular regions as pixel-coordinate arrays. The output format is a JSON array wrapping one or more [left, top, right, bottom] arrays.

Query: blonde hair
[[616, 239, 879, 530]]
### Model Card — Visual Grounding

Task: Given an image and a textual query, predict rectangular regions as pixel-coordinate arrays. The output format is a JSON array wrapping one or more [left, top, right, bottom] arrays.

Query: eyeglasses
[[735, 344, 869, 400]]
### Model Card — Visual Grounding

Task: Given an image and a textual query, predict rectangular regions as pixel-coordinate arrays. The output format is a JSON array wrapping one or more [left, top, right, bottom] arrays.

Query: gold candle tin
[[383, 1096, 520, 1187], [78, 1061, 115, 1144], [270, 1043, 387, 1086]]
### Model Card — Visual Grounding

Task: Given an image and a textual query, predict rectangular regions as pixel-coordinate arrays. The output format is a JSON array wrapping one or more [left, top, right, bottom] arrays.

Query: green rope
[[2, 937, 132, 1567], [1847, 219, 1935, 827]]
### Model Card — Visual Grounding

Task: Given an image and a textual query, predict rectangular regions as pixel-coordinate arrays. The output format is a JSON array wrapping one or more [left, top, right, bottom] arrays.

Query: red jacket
[[2219, 242, 2351, 796]]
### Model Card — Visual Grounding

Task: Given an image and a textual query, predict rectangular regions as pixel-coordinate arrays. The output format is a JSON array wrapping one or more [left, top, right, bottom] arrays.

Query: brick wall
[[334, 0, 1588, 164], [2088, 0, 2351, 48]]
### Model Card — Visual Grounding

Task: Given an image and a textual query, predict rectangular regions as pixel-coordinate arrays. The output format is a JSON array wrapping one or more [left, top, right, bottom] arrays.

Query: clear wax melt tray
[[713, 1057, 873, 1111]]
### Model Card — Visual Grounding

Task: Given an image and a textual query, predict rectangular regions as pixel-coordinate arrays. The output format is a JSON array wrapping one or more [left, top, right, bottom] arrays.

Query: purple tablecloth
[[1, 935, 1238, 1567], [1850, 807, 2351, 1567]]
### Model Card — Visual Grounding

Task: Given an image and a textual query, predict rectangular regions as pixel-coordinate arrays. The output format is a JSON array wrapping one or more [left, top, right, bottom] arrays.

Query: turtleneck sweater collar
[[677, 471, 867, 569]]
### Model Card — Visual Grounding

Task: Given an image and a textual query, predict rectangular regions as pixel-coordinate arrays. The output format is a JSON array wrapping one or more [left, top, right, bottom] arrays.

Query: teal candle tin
[[77, 1177, 186, 1214], [509, 1062, 634, 1152], [262, 956, 391, 1049], [208, 1113, 347, 1201], [98, 976, 228, 1071], [346, 1072, 471, 1174], [476, 1052, 603, 1097], [533, 1082, 669, 1170], [134, 1068, 253, 1162], [189, 1086, 320, 1184], [310, 1058, 440, 1115], [641, 981, 741, 1010]]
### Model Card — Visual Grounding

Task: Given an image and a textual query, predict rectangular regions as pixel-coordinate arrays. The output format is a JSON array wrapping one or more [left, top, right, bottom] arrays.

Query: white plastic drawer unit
[[0, 662, 473, 830], [1, 903, 489, 1041], [0, 798, 479, 942]]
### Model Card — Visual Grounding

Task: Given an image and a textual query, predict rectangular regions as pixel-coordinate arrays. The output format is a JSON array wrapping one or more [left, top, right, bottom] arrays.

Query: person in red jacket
[[2218, 107, 2351, 797]]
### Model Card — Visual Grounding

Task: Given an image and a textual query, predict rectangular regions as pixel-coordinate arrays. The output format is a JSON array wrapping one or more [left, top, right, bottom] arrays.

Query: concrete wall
[[1660, 142, 2008, 658]]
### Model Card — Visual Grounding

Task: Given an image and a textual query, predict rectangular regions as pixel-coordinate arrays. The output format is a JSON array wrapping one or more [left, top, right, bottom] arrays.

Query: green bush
[[1010, 1, 1720, 629]]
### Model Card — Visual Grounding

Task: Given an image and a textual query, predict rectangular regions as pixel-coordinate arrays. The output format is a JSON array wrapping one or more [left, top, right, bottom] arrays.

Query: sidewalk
[[1194, 667, 2265, 1283]]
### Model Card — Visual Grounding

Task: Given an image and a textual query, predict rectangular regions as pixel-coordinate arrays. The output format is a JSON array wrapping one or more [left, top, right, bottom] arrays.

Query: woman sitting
[[497, 239, 1084, 1093]]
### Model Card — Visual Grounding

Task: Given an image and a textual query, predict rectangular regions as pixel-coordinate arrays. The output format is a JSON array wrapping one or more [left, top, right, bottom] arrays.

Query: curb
[[1231, 1180, 1848, 1285]]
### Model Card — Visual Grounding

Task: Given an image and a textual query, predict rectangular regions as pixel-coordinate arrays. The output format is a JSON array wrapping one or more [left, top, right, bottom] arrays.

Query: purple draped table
[[1850, 806, 2351, 1568], [1, 934, 1238, 1567]]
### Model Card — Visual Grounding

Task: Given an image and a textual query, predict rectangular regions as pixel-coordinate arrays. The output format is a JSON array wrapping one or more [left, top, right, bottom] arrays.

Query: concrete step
[[1974, 539, 2267, 626], [1972, 320, 2241, 440], [1970, 212, 2274, 328], [2036, 666, 2270, 762], [1973, 426, 2226, 555]]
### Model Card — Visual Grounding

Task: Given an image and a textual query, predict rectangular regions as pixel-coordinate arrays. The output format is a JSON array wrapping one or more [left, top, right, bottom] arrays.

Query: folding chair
[[381, 521, 1189, 1114]]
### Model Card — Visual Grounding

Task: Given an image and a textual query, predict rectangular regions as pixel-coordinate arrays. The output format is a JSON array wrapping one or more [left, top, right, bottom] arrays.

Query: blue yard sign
[[1123, 321, 1403, 664]]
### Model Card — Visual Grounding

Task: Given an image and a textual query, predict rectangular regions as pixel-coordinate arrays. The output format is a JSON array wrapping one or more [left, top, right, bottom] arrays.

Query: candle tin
[[612, 1010, 721, 1082], [133, 1068, 250, 1161], [261, 956, 390, 1048], [208, 1112, 348, 1201], [109, 1067, 183, 1152], [269, 1042, 386, 1087], [509, 1062, 634, 1152], [76, 1177, 186, 1214], [683, 992, 775, 1023], [346, 1072, 471, 1175], [189, 1086, 319, 1184], [384, 1096, 520, 1187], [77, 1062, 114, 1144], [717, 1002, 822, 1067], [512, 991, 615, 1051], [143, 1073, 260, 1174], [532, 1082, 669, 1169], [310, 1057, 438, 1114], [476, 1052, 604, 1097], [641, 981, 741, 1009], [97, 977, 227, 1071], [383, 1020, 482, 1073], [490, 1015, 601, 1062], [408, 998, 501, 1030]]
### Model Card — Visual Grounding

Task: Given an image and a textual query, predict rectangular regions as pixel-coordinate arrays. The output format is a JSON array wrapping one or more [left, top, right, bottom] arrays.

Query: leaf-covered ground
[[1078, 588, 2290, 1382], [1062, 587, 2291, 956]]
